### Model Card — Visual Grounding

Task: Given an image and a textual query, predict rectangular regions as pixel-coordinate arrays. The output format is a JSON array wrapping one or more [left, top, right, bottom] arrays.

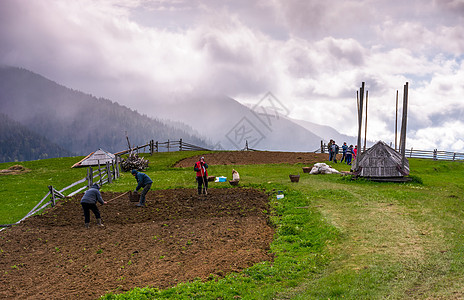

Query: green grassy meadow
[[1, 152, 464, 299]]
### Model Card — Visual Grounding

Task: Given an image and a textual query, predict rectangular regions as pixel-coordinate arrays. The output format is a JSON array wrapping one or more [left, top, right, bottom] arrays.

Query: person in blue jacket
[[80, 183, 107, 228], [340, 142, 348, 163], [131, 169, 153, 207]]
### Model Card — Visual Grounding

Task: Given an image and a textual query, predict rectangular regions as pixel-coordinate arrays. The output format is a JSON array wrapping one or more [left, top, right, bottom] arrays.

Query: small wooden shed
[[72, 148, 116, 168], [355, 141, 409, 181]]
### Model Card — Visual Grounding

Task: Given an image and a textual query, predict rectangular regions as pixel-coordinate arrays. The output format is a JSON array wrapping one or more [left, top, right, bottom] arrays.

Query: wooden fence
[[116, 138, 464, 161], [1, 160, 120, 229], [115, 139, 266, 155], [115, 138, 211, 156], [318, 141, 464, 161]]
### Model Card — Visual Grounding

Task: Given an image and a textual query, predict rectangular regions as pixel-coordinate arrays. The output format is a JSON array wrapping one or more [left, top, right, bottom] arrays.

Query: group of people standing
[[328, 139, 357, 165]]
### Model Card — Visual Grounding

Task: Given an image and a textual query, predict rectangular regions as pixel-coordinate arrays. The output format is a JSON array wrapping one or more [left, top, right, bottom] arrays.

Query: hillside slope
[[0, 113, 73, 162], [0, 66, 210, 159]]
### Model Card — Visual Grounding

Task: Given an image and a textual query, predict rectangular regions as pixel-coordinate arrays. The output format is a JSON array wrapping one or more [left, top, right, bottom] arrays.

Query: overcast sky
[[1, 0, 463, 152]]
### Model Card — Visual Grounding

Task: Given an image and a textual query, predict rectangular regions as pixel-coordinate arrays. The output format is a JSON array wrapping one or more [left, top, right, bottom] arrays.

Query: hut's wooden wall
[[357, 142, 408, 177]]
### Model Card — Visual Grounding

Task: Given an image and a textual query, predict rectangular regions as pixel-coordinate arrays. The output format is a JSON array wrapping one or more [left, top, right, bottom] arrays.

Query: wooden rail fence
[[116, 138, 464, 161], [115, 138, 211, 156], [1, 160, 120, 229], [318, 141, 464, 161]]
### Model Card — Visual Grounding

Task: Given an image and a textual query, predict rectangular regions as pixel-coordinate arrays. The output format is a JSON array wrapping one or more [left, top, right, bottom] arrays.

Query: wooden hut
[[72, 148, 116, 168], [354, 141, 409, 181]]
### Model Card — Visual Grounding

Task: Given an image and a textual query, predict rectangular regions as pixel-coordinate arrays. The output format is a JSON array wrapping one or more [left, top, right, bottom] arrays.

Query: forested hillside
[[0, 66, 210, 161], [0, 113, 73, 162]]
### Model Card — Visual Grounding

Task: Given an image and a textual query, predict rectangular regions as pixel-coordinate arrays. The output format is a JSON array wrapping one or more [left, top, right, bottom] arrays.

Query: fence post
[[117, 158, 120, 178], [88, 167, 93, 188], [433, 149, 437, 160], [48, 185, 55, 207], [179, 138, 183, 151], [168, 139, 170, 152], [106, 161, 112, 184], [156, 141, 159, 153], [453, 153, 456, 161], [113, 159, 118, 179], [150, 140, 154, 155], [112, 160, 115, 179], [98, 161, 103, 186], [321, 140, 324, 153], [410, 147, 413, 158], [114, 157, 119, 179]]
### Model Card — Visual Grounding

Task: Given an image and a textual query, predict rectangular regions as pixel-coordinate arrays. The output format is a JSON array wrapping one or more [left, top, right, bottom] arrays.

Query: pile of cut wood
[[121, 153, 149, 172]]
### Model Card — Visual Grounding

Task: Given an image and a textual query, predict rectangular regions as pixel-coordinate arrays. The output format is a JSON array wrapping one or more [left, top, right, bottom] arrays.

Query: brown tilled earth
[[174, 151, 329, 167], [0, 151, 329, 300]]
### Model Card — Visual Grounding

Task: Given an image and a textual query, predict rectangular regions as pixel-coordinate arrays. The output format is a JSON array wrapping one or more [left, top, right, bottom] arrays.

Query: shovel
[[201, 165, 208, 196]]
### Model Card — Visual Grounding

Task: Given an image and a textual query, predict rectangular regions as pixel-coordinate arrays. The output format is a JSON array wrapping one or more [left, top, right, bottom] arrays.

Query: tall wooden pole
[[395, 90, 398, 151], [363, 90, 368, 152], [355, 82, 364, 170], [400, 82, 409, 169]]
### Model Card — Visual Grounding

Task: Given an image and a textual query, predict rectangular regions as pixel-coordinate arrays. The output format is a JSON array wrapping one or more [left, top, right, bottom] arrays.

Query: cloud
[[377, 20, 464, 56], [270, 0, 372, 40], [0, 0, 463, 152], [410, 120, 464, 152]]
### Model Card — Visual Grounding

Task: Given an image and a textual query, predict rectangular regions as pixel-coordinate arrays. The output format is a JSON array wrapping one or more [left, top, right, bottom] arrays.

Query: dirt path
[[0, 188, 274, 299]]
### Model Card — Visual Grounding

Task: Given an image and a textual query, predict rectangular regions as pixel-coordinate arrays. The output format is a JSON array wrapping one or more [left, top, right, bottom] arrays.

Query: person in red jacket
[[194, 156, 208, 195]]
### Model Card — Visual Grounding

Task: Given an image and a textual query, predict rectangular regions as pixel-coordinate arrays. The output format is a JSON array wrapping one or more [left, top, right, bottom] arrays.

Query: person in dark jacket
[[340, 142, 348, 163], [346, 145, 354, 165], [131, 169, 153, 207], [328, 139, 334, 161], [194, 157, 208, 195], [80, 183, 107, 228], [331, 141, 339, 163]]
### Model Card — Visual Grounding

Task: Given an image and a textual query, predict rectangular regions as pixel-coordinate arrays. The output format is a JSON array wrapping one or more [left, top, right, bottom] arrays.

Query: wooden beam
[[355, 82, 364, 170], [363, 90, 369, 152], [400, 82, 409, 169], [395, 90, 398, 151]]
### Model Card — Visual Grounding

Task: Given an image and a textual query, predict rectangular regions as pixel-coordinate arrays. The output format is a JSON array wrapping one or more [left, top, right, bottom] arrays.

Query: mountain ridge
[[150, 93, 328, 152], [0, 113, 73, 163], [0, 66, 211, 162]]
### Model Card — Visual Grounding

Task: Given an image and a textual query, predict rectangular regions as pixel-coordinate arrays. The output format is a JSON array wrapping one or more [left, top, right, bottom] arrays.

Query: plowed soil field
[[174, 151, 329, 167], [0, 188, 274, 299]]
